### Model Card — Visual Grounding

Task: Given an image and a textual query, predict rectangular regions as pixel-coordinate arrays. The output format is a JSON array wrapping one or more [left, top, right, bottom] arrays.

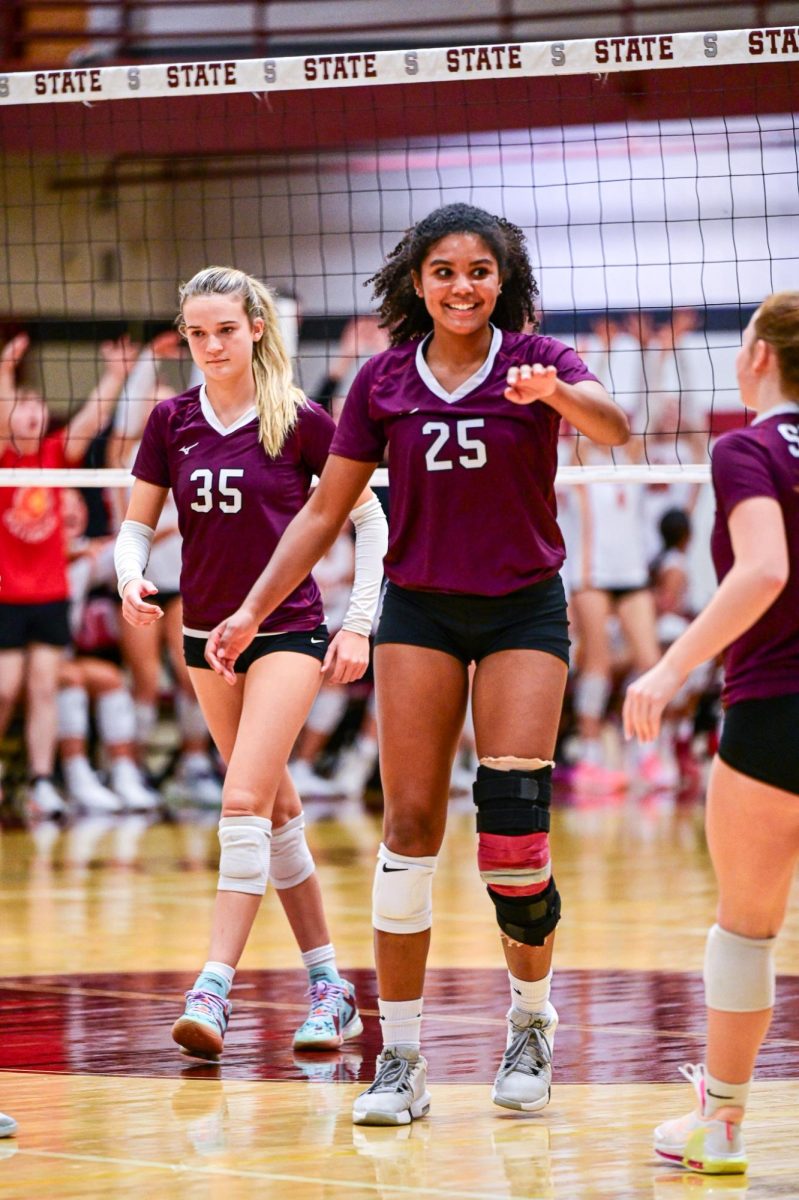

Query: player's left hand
[[622, 660, 685, 744], [504, 362, 558, 405], [322, 630, 370, 685], [204, 607, 259, 685]]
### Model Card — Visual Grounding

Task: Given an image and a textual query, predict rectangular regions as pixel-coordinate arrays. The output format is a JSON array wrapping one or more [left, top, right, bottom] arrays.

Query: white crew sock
[[379, 997, 423, 1050]]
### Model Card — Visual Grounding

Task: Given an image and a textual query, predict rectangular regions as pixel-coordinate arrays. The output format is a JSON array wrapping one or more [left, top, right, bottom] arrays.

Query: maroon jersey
[[710, 404, 799, 705], [330, 327, 598, 594], [132, 385, 334, 632]]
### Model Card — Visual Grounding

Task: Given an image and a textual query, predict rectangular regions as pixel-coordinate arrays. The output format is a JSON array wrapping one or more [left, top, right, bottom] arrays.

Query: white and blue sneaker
[[172, 988, 231, 1062], [0, 1112, 17, 1138], [293, 972, 362, 1050]]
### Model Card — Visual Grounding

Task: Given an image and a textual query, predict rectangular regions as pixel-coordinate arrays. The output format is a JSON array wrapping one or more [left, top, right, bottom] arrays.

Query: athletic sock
[[194, 961, 235, 998], [508, 968, 552, 1015], [379, 997, 423, 1050], [301, 943, 339, 982], [702, 1067, 750, 1117]]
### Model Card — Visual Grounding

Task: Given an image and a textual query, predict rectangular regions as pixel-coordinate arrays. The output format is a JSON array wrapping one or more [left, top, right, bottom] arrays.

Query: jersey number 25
[[423, 419, 487, 472]]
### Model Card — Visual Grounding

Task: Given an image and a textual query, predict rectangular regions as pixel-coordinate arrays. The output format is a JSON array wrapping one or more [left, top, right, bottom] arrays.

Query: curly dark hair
[[368, 203, 540, 345]]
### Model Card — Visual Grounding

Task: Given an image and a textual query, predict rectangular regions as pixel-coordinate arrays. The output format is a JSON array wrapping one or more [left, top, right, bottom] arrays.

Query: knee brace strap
[[473, 766, 551, 835], [490, 877, 562, 947], [474, 765, 560, 945], [372, 842, 436, 935], [218, 815, 272, 895], [269, 813, 315, 890], [704, 923, 776, 1012]]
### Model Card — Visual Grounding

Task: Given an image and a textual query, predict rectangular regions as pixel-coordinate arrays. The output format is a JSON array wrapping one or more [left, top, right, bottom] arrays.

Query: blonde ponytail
[[178, 266, 306, 457], [754, 291, 799, 400]]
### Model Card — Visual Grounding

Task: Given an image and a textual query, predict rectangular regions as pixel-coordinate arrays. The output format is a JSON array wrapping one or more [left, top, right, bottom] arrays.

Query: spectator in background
[[315, 315, 390, 418], [0, 332, 134, 817], [59, 487, 159, 812]]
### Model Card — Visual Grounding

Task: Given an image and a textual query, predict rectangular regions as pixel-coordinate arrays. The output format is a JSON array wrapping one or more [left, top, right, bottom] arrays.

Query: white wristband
[[342, 496, 388, 637], [114, 519, 155, 597]]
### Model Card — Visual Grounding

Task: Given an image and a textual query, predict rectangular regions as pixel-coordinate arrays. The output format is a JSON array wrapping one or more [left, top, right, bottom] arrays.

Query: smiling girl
[[202, 208, 629, 1122]]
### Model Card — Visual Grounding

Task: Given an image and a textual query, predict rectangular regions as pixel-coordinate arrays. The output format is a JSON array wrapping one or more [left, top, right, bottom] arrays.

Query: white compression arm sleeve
[[114, 519, 155, 597], [341, 496, 388, 637]]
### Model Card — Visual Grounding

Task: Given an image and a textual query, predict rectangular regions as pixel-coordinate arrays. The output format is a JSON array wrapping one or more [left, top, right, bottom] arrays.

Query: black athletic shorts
[[375, 575, 570, 667], [0, 600, 71, 650], [183, 624, 329, 673], [718, 691, 799, 795]]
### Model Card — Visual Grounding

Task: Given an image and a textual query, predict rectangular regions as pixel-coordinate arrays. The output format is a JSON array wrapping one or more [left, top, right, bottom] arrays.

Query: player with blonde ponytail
[[115, 265, 388, 1060]]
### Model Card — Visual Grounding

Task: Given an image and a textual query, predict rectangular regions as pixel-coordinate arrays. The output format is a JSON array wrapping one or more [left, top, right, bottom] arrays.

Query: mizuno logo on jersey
[[179, 442, 199, 455]]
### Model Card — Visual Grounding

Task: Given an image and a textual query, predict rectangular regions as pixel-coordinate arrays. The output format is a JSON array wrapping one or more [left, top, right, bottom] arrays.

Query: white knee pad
[[372, 842, 437, 935], [96, 688, 137, 746], [704, 922, 776, 1012], [218, 816, 272, 895], [176, 691, 210, 742], [57, 686, 89, 739], [307, 687, 348, 735], [269, 813, 315, 890], [134, 701, 157, 746], [574, 672, 611, 721]]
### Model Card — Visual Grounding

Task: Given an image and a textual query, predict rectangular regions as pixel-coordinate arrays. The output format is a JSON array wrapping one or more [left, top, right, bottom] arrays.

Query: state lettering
[[595, 35, 673, 65], [303, 53, 377, 82], [165, 62, 237, 89], [749, 27, 799, 55], [445, 44, 522, 73], [33, 68, 102, 97]]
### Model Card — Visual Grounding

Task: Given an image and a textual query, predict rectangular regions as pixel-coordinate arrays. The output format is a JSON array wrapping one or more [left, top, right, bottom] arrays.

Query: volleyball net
[[1, 27, 798, 487]]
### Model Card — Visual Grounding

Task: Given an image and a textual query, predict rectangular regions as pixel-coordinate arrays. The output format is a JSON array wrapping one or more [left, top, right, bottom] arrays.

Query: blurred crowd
[[0, 308, 727, 821]]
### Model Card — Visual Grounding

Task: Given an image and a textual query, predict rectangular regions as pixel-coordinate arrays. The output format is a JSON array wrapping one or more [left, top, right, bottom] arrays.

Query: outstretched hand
[[504, 362, 558, 405], [1, 332, 30, 372], [204, 607, 259, 685], [100, 334, 141, 383], [322, 630, 370, 685]]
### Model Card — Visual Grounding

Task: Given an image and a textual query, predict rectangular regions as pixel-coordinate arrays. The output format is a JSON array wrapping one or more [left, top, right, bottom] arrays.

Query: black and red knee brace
[[473, 764, 561, 946]]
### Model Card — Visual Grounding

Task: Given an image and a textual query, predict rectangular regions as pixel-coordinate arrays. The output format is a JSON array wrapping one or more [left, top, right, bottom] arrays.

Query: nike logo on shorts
[[311, 638, 325, 644], [382, 864, 408, 873]]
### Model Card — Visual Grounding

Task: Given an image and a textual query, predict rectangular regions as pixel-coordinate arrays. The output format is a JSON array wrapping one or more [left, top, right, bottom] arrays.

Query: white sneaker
[[352, 1048, 431, 1126], [289, 759, 340, 798], [63, 758, 123, 813], [333, 743, 378, 795], [491, 1004, 557, 1112], [28, 778, 66, 818], [174, 755, 223, 808], [654, 1064, 748, 1175], [0, 1111, 17, 1138], [109, 759, 161, 811]]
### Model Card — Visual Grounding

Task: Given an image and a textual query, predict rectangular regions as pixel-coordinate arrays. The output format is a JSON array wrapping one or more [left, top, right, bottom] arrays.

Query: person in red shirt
[[0, 331, 134, 816]]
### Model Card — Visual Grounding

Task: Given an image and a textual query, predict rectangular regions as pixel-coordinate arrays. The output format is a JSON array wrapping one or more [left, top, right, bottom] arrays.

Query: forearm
[[548, 381, 630, 446], [662, 565, 785, 681]]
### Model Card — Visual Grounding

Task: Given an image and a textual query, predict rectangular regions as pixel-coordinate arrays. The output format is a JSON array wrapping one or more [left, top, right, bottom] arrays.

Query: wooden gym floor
[[1, 792, 798, 1198]]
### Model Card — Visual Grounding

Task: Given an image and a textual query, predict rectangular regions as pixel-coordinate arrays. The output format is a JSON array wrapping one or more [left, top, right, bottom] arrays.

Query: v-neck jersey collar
[[414, 325, 503, 403], [199, 382, 257, 436]]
